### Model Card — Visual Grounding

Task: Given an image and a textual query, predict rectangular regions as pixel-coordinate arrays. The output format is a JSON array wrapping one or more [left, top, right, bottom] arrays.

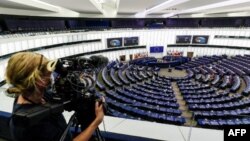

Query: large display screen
[[192, 35, 209, 44], [124, 37, 139, 46], [107, 38, 123, 48], [150, 46, 164, 53], [176, 35, 192, 44]]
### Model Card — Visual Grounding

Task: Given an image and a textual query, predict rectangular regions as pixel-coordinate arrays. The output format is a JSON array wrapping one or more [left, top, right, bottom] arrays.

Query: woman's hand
[[93, 97, 105, 127], [73, 97, 105, 141]]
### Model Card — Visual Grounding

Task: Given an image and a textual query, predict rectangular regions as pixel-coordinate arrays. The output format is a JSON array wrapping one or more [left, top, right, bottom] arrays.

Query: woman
[[6, 52, 104, 141]]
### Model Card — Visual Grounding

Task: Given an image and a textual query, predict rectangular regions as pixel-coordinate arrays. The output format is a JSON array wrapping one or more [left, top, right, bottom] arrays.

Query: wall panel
[[1, 28, 250, 82]]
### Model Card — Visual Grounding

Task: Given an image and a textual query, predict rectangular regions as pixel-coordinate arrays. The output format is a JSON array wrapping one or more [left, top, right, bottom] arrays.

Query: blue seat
[[197, 119, 210, 126], [210, 120, 219, 126], [242, 118, 250, 125], [229, 110, 238, 116], [218, 119, 227, 126], [242, 108, 250, 114], [216, 111, 224, 117], [234, 119, 243, 125], [202, 111, 210, 117], [227, 119, 236, 125], [166, 116, 175, 123], [223, 110, 230, 116], [175, 117, 185, 125]]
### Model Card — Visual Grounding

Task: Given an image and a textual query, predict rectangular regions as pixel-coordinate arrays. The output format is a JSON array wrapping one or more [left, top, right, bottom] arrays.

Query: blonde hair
[[5, 52, 50, 97]]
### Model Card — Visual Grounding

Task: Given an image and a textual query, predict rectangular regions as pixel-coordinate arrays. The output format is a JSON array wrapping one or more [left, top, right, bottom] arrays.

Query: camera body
[[51, 56, 108, 129]]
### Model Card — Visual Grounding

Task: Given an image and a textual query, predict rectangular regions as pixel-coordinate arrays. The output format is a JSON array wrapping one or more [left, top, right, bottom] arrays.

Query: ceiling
[[0, 0, 50, 11], [1, 0, 250, 18]]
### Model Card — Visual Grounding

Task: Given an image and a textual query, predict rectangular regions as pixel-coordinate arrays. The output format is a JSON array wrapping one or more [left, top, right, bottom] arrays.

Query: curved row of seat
[[243, 75, 250, 96], [189, 98, 250, 111], [101, 63, 156, 89], [231, 75, 241, 92], [220, 75, 231, 89], [115, 89, 179, 109], [217, 64, 235, 75], [175, 55, 224, 70], [185, 94, 242, 104], [192, 64, 242, 92], [211, 75, 220, 85], [105, 96, 185, 125], [179, 84, 211, 91], [194, 107, 250, 119], [110, 68, 122, 86], [125, 69, 136, 83], [197, 118, 250, 129], [132, 85, 174, 97], [220, 62, 245, 76], [222, 59, 250, 75], [98, 56, 250, 129], [132, 71, 143, 81], [182, 91, 228, 99], [181, 88, 215, 95], [102, 67, 115, 88], [144, 81, 172, 90], [213, 66, 226, 76], [151, 79, 171, 86], [136, 83, 173, 93], [98, 62, 188, 125], [108, 107, 134, 119], [118, 69, 130, 85], [175, 55, 249, 97], [232, 56, 250, 67], [96, 79, 106, 90], [123, 87, 177, 103], [175, 74, 250, 129]]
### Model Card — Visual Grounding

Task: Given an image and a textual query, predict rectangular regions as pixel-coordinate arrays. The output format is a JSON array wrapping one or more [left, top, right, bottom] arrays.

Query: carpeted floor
[[157, 68, 196, 126]]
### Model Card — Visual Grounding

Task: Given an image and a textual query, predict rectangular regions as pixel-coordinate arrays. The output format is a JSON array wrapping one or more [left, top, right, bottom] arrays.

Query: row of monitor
[[176, 35, 209, 44], [214, 35, 250, 39], [107, 37, 139, 48]]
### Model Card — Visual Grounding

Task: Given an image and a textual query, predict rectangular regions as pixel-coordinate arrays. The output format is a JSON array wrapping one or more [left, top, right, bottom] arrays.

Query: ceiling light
[[227, 12, 249, 17], [162, 0, 250, 18], [135, 0, 189, 17], [135, 11, 146, 18], [162, 13, 176, 18], [179, 0, 250, 14], [31, 0, 60, 9]]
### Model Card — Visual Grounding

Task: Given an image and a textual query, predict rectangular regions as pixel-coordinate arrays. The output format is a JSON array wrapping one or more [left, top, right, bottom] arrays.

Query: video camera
[[12, 55, 109, 130], [51, 55, 108, 129]]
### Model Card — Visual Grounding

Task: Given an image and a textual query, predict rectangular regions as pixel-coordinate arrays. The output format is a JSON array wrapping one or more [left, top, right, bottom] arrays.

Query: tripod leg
[[60, 113, 77, 141], [95, 128, 105, 141]]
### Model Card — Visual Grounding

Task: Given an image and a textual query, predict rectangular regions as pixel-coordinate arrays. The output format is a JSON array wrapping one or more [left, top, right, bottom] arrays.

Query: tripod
[[60, 112, 105, 141]]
